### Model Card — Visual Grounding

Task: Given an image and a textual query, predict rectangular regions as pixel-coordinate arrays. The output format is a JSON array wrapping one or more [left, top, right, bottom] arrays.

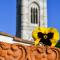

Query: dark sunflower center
[[37, 32, 54, 46], [38, 32, 43, 38], [38, 32, 54, 39], [43, 35, 47, 39]]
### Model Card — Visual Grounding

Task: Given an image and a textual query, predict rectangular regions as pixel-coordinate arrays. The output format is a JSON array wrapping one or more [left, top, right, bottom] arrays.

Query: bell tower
[[16, 0, 47, 40]]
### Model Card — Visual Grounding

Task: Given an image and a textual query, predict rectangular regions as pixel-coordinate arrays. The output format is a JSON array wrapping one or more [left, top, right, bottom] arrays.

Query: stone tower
[[16, 0, 47, 40]]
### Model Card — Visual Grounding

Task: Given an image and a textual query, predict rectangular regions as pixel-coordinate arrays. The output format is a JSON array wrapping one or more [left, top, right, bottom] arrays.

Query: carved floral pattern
[[0, 42, 60, 60]]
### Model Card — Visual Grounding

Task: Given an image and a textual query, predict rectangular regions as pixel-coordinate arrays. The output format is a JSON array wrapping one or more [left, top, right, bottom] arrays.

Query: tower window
[[36, 8, 38, 24], [31, 8, 38, 24], [30, 2, 40, 24]]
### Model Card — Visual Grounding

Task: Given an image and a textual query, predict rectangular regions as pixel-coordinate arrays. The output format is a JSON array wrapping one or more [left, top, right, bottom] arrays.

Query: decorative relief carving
[[0, 42, 60, 60]]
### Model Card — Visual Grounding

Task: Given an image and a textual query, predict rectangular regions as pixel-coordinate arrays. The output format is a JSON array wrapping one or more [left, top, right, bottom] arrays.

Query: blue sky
[[0, 0, 16, 36], [0, 0, 60, 36], [48, 0, 60, 33]]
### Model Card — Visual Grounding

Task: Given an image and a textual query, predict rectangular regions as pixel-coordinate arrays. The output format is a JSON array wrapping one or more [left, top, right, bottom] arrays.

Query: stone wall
[[16, 0, 47, 40], [0, 42, 60, 60]]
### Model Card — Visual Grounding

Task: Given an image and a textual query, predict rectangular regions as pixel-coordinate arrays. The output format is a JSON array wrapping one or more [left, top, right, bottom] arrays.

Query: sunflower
[[48, 27, 59, 46], [32, 27, 59, 46]]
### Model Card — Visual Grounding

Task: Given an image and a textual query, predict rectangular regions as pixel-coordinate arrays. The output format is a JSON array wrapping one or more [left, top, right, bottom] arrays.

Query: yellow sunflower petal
[[48, 27, 59, 43], [34, 39, 40, 46], [32, 27, 48, 40]]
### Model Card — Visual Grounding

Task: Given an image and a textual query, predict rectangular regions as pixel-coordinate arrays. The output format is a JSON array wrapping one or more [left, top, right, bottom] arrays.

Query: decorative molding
[[0, 42, 60, 60]]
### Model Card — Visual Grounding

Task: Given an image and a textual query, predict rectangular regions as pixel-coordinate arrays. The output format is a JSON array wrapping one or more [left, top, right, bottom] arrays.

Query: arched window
[[30, 2, 40, 24], [36, 8, 38, 24]]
